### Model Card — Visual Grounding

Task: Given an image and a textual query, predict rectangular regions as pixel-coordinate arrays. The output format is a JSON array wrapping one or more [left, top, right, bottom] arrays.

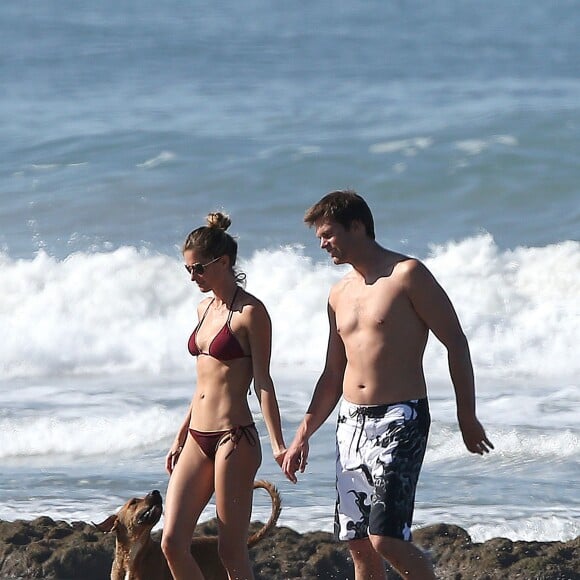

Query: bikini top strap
[[197, 297, 215, 328], [227, 286, 240, 323]]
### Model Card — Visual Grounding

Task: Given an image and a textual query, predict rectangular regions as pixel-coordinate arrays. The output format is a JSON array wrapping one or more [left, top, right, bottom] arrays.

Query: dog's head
[[93, 490, 163, 543]]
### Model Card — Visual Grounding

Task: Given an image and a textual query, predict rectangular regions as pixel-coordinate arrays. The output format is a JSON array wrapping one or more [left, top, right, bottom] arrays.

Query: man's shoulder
[[391, 257, 438, 291], [392, 255, 423, 275]]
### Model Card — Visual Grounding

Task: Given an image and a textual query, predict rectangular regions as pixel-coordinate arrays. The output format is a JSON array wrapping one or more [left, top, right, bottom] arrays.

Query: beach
[[1, 0, 579, 575], [1, 515, 578, 579]]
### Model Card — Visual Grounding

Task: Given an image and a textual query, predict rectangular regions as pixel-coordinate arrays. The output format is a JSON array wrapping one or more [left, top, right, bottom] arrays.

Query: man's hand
[[459, 415, 494, 455], [282, 437, 310, 484]]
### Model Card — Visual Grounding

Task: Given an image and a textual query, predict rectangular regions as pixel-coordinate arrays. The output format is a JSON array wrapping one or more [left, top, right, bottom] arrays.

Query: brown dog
[[94, 479, 281, 580]]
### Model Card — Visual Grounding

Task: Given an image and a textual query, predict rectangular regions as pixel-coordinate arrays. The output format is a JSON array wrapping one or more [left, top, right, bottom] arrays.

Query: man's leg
[[365, 399, 432, 578], [370, 534, 435, 579], [348, 538, 387, 580]]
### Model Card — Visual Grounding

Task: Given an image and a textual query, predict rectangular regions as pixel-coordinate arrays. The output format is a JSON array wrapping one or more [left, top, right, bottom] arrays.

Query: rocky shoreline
[[0, 516, 578, 579]]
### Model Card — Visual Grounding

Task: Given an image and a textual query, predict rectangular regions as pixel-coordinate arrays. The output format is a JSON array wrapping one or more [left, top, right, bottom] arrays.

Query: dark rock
[[413, 525, 580, 580], [0, 518, 578, 579], [250, 527, 353, 579], [0, 519, 114, 579]]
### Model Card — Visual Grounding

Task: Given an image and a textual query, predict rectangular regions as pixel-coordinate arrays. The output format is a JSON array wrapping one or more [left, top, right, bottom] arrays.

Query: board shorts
[[334, 397, 430, 542]]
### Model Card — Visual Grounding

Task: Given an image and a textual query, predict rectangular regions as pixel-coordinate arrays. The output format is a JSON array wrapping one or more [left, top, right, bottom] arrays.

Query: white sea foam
[[369, 137, 433, 156], [1, 235, 578, 544], [0, 407, 180, 459], [28, 163, 59, 171], [425, 425, 580, 464], [278, 508, 580, 543], [0, 246, 576, 544], [3, 408, 576, 465], [136, 150, 176, 168], [455, 134, 518, 155], [0, 247, 192, 377], [1, 235, 577, 386], [423, 235, 579, 384], [466, 513, 580, 543]]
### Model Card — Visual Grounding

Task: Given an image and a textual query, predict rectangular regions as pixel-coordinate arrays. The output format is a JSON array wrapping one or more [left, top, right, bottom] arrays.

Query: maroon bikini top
[[188, 287, 251, 361]]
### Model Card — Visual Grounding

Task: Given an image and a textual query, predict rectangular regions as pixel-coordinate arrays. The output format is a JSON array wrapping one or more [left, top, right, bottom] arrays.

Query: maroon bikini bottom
[[188, 423, 257, 460]]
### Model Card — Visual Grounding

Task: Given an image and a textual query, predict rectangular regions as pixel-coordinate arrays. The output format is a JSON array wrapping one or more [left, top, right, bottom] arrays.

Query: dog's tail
[[247, 479, 282, 548]]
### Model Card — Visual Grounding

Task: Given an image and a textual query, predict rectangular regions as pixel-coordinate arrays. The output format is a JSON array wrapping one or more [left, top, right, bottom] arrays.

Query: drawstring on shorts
[[344, 400, 418, 454], [348, 407, 368, 454]]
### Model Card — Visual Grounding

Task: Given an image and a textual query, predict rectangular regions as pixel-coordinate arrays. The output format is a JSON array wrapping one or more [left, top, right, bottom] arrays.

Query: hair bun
[[206, 211, 231, 231]]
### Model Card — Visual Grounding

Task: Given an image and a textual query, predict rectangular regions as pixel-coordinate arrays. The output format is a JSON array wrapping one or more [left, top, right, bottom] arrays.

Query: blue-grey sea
[[1, 1, 579, 544]]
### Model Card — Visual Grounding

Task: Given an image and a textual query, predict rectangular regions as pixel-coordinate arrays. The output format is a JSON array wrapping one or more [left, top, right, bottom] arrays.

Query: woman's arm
[[165, 400, 193, 474], [247, 300, 287, 464]]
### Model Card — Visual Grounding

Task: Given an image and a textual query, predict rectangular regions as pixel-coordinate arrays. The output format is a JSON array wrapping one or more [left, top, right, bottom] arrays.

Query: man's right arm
[[403, 259, 493, 455], [282, 300, 346, 483]]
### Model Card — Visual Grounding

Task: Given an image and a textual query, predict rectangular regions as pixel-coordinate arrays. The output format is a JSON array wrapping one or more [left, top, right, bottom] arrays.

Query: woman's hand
[[165, 443, 184, 475], [273, 448, 287, 468]]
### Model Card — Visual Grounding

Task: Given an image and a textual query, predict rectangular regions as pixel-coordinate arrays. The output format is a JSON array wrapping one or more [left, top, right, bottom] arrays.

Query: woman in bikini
[[161, 212, 287, 580]]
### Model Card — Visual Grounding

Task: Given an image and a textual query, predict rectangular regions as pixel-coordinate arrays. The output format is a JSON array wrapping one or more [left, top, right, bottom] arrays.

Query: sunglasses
[[184, 256, 221, 276]]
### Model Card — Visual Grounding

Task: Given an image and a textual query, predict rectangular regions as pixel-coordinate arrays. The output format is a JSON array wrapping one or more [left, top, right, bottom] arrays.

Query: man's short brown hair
[[304, 190, 375, 240]]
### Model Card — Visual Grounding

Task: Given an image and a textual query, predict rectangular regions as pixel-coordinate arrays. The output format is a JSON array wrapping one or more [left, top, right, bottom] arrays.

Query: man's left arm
[[403, 260, 494, 455]]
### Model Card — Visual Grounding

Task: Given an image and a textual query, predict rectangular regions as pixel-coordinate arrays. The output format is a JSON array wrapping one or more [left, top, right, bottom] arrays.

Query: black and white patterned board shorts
[[334, 397, 430, 542]]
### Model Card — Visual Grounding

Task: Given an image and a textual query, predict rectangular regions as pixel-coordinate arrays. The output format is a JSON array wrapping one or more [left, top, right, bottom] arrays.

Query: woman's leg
[[162, 434, 215, 580], [214, 431, 262, 580]]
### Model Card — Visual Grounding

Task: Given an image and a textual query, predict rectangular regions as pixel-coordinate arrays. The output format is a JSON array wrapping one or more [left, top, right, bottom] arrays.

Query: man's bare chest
[[335, 283, 407, 336]]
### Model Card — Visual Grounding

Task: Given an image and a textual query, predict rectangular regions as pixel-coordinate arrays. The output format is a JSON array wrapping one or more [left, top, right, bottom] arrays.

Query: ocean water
[[1, 0, 579, 545]]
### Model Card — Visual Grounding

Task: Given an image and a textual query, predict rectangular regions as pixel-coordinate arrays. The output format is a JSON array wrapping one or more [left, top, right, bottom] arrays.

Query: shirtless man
[[282, 190, 493, 579]]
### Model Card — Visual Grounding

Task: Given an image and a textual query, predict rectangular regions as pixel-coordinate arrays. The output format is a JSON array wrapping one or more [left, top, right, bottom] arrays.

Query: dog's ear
[[92, 514, 118, 533]]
